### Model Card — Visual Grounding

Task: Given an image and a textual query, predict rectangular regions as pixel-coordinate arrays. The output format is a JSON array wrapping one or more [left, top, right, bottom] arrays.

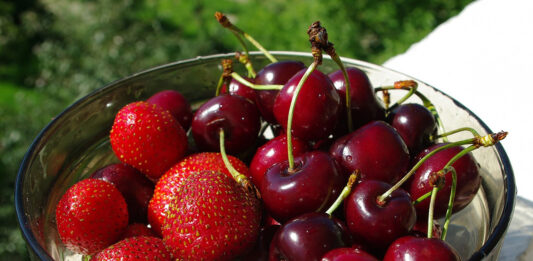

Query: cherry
[[191, 94, 261, 154], [329, 67, 385, 132], [322, 247, 379, 261], [387, 103, 437, 155], [242, 224, 279, 261], [407, 143, 481, 220], [269, 212, 350, 261], [220, 76, 257, 104], [339, 121, 410, 184], [274, 69, 341, 142], [89, 163, 154, 223], [329, 132, 357, 178], [146, 90, 193, 130], [410, 219, 442, 239], [254, 61, 306, 123], [260, 151, 343, 222], [383, 236, 461, 261], [344, 180, 416, 254], [249, 134, 308, 187]]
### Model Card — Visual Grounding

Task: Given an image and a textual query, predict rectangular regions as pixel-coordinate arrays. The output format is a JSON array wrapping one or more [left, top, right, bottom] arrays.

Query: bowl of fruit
[[16, 16, 514, 261]]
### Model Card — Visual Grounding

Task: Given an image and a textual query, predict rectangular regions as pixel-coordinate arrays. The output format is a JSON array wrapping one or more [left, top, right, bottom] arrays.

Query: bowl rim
[[15, 51, 516, 260]]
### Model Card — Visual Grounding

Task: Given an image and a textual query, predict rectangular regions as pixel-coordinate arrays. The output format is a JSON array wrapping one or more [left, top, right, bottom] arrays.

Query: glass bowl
[[15, 51, 516, 260]]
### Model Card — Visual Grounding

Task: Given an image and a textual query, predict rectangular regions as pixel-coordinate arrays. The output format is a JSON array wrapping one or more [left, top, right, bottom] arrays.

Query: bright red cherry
[[191, 94, 261, 154], [269, 212, 350, 261], [260, 151, 343, 222], [407, 143, 481, 220], [339, 121, 410, 184], [383, 236, 461, 261], [329, 67, 385, 132], [254, 61, 306, 123], [249, 134, 308, 187], [344, 180, 416, 254], [146, 90, 193, 130], [274, 69, 341, 142], [387, 103, 437, 155]]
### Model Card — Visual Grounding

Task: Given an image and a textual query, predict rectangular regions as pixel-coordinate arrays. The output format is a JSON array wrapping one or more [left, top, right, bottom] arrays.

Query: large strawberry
[[148, 152, 248, 236], [55, 179, 128, 255], [162, 170, 261, 260], [110, 101, 188, 180], [91, 236, 171, 261]]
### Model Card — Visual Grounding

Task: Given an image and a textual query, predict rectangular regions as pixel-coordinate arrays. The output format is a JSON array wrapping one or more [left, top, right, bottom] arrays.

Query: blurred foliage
[[1, 0, 472, 259]]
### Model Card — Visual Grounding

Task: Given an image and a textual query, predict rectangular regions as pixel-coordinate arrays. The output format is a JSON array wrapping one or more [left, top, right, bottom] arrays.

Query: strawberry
[[148, 152, 248, 236], [120, 223, 158, 240], [162, 170, 261, 260], [110, 101, 188, 180], [55, 179, 128, 255], [91, 236, 171, 261]]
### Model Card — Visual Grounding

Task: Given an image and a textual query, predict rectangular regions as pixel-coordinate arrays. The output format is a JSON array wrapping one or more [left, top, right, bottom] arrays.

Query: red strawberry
[[162, 170, 261, 260], [110, 101, 188, 180], [91, 236, 171, 261], [120, 223, 158, 240], [55, 179, 129, 255], [148, 152, 248, 236]]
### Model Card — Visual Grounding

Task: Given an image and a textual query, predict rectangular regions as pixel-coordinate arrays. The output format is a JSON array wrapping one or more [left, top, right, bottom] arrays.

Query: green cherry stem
[[287, 61, 319, 171], [413, 186, 442, 205], [231, 72, 283, 90], [437, 127, 480, 140], [427, 185, 439, 238], [235, 52, 256, 78], [215, 59, 233, 96], [215, 12, 278, 63], [441, 166, 458, 240], [326, 171, 359, 215]]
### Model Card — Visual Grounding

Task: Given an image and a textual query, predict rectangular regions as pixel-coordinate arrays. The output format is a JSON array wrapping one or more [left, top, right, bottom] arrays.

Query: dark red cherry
[[339, 121, 410, 184], [89, 163, 154, 223], [249, 134, 309, 187], [260, 151, 343, 222], [344, 180, 416, 254], [191, 94, 261, 154], [254, 61, 306, 123], [273, 69, 341, 142], [269, 212, 350, 261], [242, 224, 280, 261], [220, 77, 257, 104], [407, 143, 481, 220], [387, 103, 437, 155], [322, 247, 379, 261], [329, 67, 385, 132], [410, 219, 442, 239], [329, 132, 357, 178], [383, 236, 461, 261], [146, 90, 193, 130]]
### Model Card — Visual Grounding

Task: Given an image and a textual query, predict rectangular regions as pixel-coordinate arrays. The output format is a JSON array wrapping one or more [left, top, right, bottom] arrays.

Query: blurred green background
[[1, 0, 472, 259]]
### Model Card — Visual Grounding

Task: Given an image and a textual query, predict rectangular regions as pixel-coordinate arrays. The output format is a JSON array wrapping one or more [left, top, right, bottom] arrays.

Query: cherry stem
[[287, 61, 319, 171], [413, 186, 442, 205], [437, 127, 480, 139], [383, 90, 391, 110], [427, 185, 439, 238], [231, 72, 283, 90], [441, 166, 458, 241], [377, 138, 473, 204], [215, 12, 277, 63], [324, 51, 353, 132], [235, 52, 256, 78], [388, 80, 418, 111], [215, 59, 233, 96], [215, 74, 225, 96], [326, 171, 359, 216]]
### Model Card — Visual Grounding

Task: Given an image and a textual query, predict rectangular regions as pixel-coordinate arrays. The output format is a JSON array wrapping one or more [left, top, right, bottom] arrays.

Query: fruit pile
[[54, 13, 507, 261]]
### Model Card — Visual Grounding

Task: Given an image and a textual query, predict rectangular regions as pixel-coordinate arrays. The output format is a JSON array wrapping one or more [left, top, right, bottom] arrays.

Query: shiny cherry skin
[[387, 103, 437, 155], [260, 151, 343, 222], [90, 163, 154, 223], [191, 94, 261, 154], [383, 236, 461, 261], [329, 67, 385, 132], [220, 77, 257, 104], [273, 69, 341, 142], [329, 132, 357, 178], [407, 143, 481, 220], [339, 121, 410, 184], [269, 212, 350, 261], [254, 61, 306, 123], [322, 247, 379, 261], [249, 134, 309, 187], [344, 180, 416, 254], [146, 90, 193, 130]]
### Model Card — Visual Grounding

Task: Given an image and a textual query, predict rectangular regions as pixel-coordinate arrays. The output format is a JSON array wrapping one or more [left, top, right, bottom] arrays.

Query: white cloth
[[384, 0, 533, 202]]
